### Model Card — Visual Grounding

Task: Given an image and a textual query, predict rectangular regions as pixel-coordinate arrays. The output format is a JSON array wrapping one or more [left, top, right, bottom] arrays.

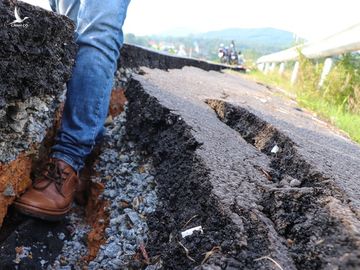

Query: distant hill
[[125, 27, 302, 61], [198, 27, 296, 47]]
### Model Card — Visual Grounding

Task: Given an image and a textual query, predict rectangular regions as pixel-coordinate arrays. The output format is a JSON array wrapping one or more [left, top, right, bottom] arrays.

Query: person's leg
[[48, 0, 80, 23], [51, 0, 107, 144], [14, 0, 130, 220], [48, 0, 57, 12], [51, 0, 131, 172]]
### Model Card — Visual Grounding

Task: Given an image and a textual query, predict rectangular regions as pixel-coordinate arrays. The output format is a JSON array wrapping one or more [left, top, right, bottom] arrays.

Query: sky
[[22, 0, 360, 41]]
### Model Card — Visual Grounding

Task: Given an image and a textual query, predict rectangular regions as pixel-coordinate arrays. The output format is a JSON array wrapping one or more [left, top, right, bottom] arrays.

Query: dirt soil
[[0, 208, 70, 269]]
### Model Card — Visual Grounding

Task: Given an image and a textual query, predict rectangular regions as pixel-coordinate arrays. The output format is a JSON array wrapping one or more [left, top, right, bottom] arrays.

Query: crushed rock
[[50, 208, 90, 270], [89, 111, 157, 269], [0, 94, 63, 163]]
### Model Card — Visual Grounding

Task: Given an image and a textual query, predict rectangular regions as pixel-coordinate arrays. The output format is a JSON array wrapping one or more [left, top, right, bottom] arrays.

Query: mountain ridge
[[198, 27, 297, 46]]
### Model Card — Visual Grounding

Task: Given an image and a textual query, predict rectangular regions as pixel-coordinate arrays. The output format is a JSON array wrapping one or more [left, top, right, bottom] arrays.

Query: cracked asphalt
[[136, 66, 360, 211], [125, 65, 360, 268]]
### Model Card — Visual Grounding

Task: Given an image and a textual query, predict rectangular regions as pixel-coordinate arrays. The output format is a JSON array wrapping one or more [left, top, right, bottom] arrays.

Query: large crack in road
[[117, 64, 360, 269], [207, 99, 360, 269], [125, 80, 247, 269]]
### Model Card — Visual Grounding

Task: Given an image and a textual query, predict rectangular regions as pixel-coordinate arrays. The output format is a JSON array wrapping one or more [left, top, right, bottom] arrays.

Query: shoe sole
[[13, 202, 71, 222]]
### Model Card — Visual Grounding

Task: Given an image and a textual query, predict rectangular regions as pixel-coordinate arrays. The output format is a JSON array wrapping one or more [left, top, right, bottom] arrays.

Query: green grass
[[244, 69, 294, 93], [239, 63, 360, 144], [297, 91, 360, 143]]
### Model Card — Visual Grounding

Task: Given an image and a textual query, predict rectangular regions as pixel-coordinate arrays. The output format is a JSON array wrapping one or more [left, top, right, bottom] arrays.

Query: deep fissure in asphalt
[[125, 79, 243, 269], [207, 99, 360, 269], [124, 79, 295, 269]]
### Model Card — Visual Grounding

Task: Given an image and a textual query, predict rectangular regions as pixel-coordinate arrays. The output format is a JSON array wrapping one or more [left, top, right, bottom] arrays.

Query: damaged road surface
[[123, 65, 360, 269], [0, 2, 359, 267], [2, 44, 360, 269]]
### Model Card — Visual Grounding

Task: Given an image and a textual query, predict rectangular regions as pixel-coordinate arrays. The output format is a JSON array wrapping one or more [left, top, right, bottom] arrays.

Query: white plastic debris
[[181, 226, 203, 238], [58, 232, 66, 240], [40, 260, 47, 267], [271, 145, 280, 154], [260, 98, 268, 103]]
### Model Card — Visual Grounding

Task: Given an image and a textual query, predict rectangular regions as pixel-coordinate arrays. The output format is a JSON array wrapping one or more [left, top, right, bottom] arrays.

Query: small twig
[[260, 168, 272, 181], [254, 256, 284, 270], [139, 242, 150, 264], [178, 242, 195, 262], [182, 215, 199, 229], [201, 246, 221, 265]]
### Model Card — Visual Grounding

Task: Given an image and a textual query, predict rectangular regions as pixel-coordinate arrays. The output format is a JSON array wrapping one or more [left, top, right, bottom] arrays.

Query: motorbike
[[229, 50, 238, 65], [218, 44, 239, 66], [218, 48, 227, 64]]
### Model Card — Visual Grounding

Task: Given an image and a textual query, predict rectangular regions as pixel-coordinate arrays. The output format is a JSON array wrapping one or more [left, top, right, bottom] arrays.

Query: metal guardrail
[[257, 23, 360, 63], [256, 22, 360, 85]]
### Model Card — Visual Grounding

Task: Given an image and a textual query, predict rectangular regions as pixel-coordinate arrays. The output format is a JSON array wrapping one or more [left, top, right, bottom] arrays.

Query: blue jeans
[[48, 0, 130, 172]]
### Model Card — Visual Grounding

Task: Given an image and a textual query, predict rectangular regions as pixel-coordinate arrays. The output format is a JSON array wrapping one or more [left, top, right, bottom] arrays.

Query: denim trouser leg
[[49, 0, 131, 172]]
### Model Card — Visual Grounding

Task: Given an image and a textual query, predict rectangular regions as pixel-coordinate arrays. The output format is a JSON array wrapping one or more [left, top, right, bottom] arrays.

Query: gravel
[[50, 208, 90, 270], [113, 67, 142, 90], [89, 111, 157, 269], [0, 94, 63, 163]]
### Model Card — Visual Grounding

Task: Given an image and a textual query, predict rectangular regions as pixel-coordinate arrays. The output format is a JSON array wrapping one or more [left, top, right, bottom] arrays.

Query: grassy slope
[[242, 70, 360, 144]]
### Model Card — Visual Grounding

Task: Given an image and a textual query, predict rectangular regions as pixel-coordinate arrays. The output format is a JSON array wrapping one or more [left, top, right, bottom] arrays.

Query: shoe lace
[[33, 162, 70, 197]]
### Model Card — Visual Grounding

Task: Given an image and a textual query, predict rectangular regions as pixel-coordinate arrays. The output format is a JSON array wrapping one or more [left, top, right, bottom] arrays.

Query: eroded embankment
[[206, 99, 360, 269]]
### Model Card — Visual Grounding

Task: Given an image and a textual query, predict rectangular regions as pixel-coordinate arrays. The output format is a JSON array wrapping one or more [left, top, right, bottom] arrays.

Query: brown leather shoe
[[14, 158, 82, 221]]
